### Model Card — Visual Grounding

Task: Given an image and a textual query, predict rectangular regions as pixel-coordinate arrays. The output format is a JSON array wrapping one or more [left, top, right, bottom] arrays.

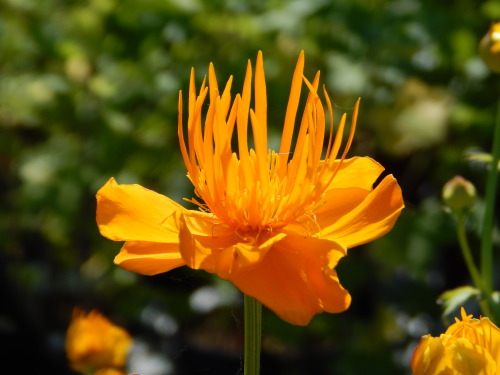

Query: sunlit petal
[[327, 156, 385, 190], [229, 234, 350, 326], [411, 308, 500, 375], [114, 241, 185, 276], [318, 174, 404, 248], [179, 212, 287, 279], [97, 178, 182, 242], [178, 213, 236, 274], [451, 338, 496, 375], [411, 335, 453, 375]]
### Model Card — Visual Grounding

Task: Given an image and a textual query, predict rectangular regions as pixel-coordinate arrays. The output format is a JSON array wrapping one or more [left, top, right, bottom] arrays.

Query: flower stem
[[456, 214, 492, 317], [244, 294, 262, 375], [481, 97, 500, 296], [457, 215, 483, 291]]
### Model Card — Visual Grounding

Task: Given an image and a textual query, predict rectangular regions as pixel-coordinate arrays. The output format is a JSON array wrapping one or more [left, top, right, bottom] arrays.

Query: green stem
[[481, 97, 500, 296], [456, 214, 492, 317], [457, 215, 483, 291], [244, 294, 262, 375]]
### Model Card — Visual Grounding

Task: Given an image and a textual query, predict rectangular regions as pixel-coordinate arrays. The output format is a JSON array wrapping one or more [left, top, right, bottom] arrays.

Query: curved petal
[[181, 209, 235, 237], [304, 186, 370, 237], [178, 210, 236, 273], [328, 156, 385, 190], [446, 315, 500, 367], [114, 241, 185, 276], [211, 233, 287, 279], [317, 174, 404, 248], [178, 211, 287, 279], [179, 227, 235, 275], [229, 234, 350, 326], [451, 338, 496, 375], [96, 178, 182, 242], [411, 334, 452, 375]]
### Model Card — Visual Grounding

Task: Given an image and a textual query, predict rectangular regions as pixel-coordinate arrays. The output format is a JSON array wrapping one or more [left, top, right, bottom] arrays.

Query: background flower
[[479, 22, 500, 73], [66, 308, 132, 374], [411, 308, 500, 375]]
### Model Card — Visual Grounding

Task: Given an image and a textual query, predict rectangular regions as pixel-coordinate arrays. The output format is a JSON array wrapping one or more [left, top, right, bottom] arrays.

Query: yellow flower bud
[[479, 22, 500, 73], [411, 308, 500, 375], [442, 176, 476, 213], [65, 308, 132, 374]]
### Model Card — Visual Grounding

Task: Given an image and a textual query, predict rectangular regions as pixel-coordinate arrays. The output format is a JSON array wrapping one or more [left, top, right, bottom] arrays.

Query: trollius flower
[[411, 308, 500, 374], [66, 308, 132, 374], [97, 51, 404, 325]]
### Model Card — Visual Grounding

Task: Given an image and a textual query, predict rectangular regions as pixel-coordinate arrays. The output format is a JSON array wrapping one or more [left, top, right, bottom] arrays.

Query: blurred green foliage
[[1, 0, 499, 374]]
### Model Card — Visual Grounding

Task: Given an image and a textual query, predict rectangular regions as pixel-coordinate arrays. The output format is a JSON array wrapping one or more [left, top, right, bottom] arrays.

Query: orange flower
[[479, 22, 500, 73], [411, 308, 500, 375], [66, 308, 132, 374], [96, 51, 404, 325], [94, 369, 126, 375]]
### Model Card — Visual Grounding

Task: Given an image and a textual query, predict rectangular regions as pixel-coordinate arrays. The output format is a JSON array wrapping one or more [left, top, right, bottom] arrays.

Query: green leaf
[[466, 151, 500, 170], [437, 285, 480, 318]]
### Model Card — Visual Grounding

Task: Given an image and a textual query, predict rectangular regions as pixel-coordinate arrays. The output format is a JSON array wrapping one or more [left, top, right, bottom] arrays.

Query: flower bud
[[479, 22, 500, 73], [442, 176, 476, 213], [66, 308, 132, 374]]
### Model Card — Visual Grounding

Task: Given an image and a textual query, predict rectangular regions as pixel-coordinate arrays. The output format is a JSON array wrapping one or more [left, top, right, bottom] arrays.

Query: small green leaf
[[490, 291, 500, 322], [466, 151, 500, 170], [437, 285, 480, 318]]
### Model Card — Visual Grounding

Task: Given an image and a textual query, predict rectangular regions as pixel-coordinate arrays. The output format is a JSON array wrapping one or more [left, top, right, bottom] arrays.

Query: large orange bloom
[[96, 51, 404, 325]]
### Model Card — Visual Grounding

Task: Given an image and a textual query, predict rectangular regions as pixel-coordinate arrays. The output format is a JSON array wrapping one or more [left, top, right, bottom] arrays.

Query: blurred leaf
[[466, 150, 500, 170], [438, 286, 479, 319], [481, 0, 500, 19]]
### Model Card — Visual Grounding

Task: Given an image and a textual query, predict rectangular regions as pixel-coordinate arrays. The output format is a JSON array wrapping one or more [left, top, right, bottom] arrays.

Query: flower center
[[178, 52, 358, 232]]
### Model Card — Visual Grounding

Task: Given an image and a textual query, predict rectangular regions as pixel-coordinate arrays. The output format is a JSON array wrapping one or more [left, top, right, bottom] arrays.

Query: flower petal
[[96, 178, 182, 242], [329, 156, 385, 190], [446, 315, 500, 371], [178, 211, 236, 273], [229, 234, 350, 326], [317, 174, 404, 248], [179, 209, 235, 237], [114, 241, 185, 276], [178, 210, 287, 278], [451, 338, 496, 375], [411, 334, 452, 375]]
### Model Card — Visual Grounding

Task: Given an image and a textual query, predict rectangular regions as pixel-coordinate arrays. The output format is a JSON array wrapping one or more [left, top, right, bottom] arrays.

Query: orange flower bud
[[65, 308, 132, 374], [479, 22, 500, 73], [411, 308, 500, 374]]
